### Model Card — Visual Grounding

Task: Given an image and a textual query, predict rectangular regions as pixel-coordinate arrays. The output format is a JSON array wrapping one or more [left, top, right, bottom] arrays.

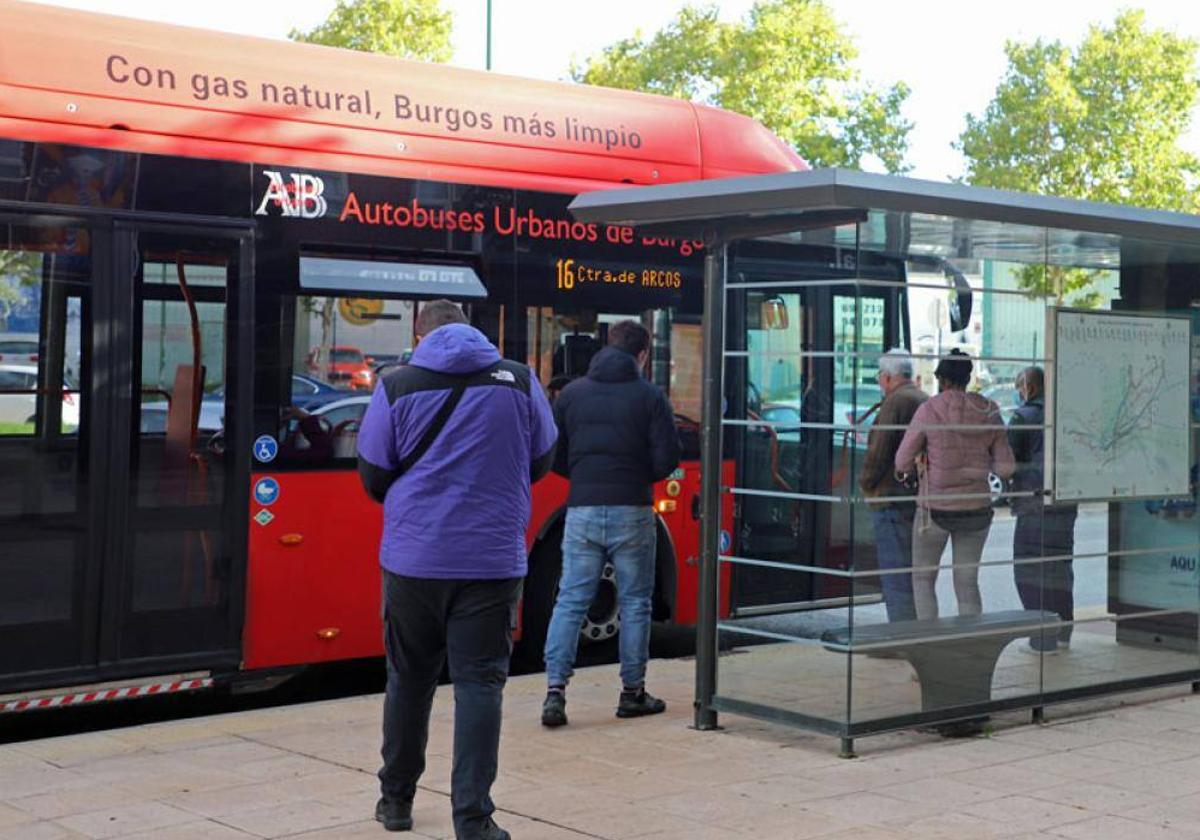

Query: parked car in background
[[305, 345, 375, 391], [984, 384, 1020, 422], [281, 395, 371, 459], [0, 333, 39, 364], [759, 403, 802, 442], [309, 394, 371, 426], [981, 384, 1020, 506], [367, 352, 404, 372], [288, 373, 344, 409], [139, 374, 348, 434], [138, 395, 223, 434], [0, 363, 79, 431], [835, 383, 883, 446]]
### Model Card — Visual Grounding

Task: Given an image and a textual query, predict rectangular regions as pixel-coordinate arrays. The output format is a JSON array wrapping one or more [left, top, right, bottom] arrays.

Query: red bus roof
[[0, 0, 805, 193]]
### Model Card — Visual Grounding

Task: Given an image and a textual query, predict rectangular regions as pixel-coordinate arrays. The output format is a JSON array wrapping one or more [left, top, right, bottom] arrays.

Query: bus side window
[[274, 295, 416, 468]]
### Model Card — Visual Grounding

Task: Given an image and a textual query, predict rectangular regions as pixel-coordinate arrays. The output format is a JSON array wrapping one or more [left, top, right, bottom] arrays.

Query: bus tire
[[513, 533, 560, 671], [514, 527, 620, 672]]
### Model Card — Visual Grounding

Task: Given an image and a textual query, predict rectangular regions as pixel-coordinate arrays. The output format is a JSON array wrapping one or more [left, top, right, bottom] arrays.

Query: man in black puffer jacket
[[541, 320, 681, 728]]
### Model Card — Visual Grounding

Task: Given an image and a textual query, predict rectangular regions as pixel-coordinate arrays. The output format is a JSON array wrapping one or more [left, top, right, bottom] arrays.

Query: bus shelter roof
[[569, 167, 1200, 251]]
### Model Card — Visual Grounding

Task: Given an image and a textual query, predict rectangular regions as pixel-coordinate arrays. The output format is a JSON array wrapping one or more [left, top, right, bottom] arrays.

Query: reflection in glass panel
[[0, 226, 87, 522], [669, 320, 702, 423], [747, 292, 804, 438], [0, 224, 89, 669], [524, 306, 677, 401], [273, 295, 416, 467], [0, 252, 82, 438]]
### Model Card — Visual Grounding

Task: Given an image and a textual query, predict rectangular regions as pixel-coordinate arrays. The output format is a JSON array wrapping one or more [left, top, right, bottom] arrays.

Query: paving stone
[[114, 821, 257, 839], [1028, 780, 1168, 815], [0, 803, 34, 829], [0, 822, 87, 840], [1048, 814, 1200, 839], [8, 785, 138, 821], [962, 795, 1099, 833], [8, 660, 1200, 839], [54, 801, 195, 839]]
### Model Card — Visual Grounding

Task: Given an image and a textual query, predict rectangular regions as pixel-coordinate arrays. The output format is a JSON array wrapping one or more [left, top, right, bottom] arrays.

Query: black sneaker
[[375, 796, 413, 832], [477, 817, 511, 840], [616, 688, 666, 718], [541, 691, 567, 727]]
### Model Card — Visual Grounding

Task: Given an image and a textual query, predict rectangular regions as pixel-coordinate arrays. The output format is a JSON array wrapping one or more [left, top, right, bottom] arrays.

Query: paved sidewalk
[[6, 660, 1200, 838]]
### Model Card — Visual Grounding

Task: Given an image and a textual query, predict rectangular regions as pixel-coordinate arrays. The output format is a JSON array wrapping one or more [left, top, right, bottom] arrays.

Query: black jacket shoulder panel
[[554, 356, 681, 507]]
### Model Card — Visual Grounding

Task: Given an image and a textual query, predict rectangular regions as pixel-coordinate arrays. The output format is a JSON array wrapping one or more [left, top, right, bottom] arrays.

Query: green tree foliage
[[0, 251, 39, 327], [574, 0, 912, 172], [957, 11, 1200, 305], [289, 0, 453, 63]]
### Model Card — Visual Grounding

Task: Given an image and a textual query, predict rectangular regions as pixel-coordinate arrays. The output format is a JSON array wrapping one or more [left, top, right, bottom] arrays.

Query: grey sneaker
[[541, 691, 567, 727], [616, 688, 666, 718]]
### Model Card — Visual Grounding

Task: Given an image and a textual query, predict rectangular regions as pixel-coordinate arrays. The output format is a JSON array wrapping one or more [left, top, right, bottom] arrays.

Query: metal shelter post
[[694, 239, 727, 730]]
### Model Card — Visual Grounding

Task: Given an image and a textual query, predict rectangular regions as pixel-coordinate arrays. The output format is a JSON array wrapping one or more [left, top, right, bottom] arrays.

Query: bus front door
[[106, 225, 252, 666], [727, 259, 895, 615]]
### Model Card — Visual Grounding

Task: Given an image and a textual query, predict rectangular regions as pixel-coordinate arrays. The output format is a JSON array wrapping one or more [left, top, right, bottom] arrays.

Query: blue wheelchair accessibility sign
[[253, 435, 278, 464], [253, 477, 281, 507]]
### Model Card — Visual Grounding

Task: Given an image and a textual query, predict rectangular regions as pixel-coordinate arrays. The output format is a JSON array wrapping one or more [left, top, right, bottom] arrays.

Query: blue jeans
[[544, 506, 656, 689], [870, 505, 917, 622]]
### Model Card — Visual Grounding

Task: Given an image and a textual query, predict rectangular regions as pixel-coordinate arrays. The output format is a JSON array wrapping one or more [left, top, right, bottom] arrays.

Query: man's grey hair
[[878, 348, 914, 379]]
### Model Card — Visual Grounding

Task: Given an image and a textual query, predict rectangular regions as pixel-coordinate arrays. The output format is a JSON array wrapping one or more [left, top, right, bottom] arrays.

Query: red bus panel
[[0, 0, 804, 192]]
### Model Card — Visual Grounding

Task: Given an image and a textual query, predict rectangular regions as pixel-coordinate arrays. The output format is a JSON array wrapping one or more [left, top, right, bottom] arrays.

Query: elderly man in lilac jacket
[[357, 300, 557, 840]]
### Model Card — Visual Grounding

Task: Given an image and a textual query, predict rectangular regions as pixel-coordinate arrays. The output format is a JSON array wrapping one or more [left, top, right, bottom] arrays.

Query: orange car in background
[[306, 345, 376, 391]]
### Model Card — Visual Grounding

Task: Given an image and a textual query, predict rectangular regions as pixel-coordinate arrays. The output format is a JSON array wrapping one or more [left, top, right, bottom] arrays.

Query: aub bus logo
[[255, 170, 328, 218]]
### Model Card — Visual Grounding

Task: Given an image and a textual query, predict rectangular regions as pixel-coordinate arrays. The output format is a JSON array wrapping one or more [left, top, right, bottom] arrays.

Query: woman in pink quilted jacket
[[894, 350, 1015, 619]]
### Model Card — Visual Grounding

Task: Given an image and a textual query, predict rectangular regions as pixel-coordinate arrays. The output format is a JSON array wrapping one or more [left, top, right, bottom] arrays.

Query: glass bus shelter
[[571, 169, 1200, 756]]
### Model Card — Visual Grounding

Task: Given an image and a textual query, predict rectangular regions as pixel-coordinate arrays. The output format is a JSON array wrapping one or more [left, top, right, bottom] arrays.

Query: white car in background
[[0, 334, 39, 364], [0, 364, 80, 430], [288, 395, 372, 459]]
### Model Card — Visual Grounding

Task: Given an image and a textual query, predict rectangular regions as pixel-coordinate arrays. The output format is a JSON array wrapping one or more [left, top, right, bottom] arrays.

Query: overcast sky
[[32, 0, 1200, 180]]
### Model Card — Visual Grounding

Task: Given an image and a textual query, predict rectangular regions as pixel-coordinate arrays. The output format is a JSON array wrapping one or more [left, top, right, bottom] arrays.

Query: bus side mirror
[[946, 266, 973, 333]]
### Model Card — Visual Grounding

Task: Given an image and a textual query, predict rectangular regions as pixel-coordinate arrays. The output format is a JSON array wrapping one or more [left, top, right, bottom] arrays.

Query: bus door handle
[[691, 494, 701, 521]]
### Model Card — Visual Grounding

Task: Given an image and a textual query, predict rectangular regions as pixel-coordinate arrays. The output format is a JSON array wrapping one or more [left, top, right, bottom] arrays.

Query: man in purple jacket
[[357, 300, 557, 840]]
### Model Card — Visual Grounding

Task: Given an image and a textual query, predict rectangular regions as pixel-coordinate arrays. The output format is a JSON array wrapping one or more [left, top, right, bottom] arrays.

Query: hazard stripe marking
[[1, 678, 213, 713]]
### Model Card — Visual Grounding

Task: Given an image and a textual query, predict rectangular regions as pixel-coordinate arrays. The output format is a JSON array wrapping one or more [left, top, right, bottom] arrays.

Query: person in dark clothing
[[1008, 366, 1078, 653], [541, 320, 681, 728], [357, 300, 557, 840]]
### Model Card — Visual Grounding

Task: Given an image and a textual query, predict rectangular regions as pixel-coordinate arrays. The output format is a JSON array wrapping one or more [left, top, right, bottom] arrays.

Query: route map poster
[[1050, 309, 1192, 503]]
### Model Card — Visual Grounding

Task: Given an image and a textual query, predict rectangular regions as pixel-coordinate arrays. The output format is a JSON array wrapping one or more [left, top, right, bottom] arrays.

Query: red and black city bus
[[0, 0, 847, 704]]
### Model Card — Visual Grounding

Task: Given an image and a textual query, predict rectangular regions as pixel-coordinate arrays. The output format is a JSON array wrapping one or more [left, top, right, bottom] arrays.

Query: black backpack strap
[[396, 379, 469, 474]]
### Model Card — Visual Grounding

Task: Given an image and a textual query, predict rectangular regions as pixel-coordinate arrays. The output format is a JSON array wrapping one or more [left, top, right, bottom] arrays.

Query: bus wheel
[[514, 531, 619, 672], [579, 562, 621, 648]]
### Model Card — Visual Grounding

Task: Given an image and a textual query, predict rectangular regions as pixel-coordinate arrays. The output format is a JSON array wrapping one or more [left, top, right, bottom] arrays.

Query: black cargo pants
[[379, 570, 521, 840]]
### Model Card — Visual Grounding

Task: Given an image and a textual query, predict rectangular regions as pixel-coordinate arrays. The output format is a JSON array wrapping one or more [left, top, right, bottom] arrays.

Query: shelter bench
[[821, 609, 1054, 755]]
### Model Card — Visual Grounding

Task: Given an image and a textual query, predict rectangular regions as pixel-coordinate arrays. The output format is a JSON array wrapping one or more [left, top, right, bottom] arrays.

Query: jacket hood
[[409, 324, 500, 374], [587, 346, 641, 383]]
